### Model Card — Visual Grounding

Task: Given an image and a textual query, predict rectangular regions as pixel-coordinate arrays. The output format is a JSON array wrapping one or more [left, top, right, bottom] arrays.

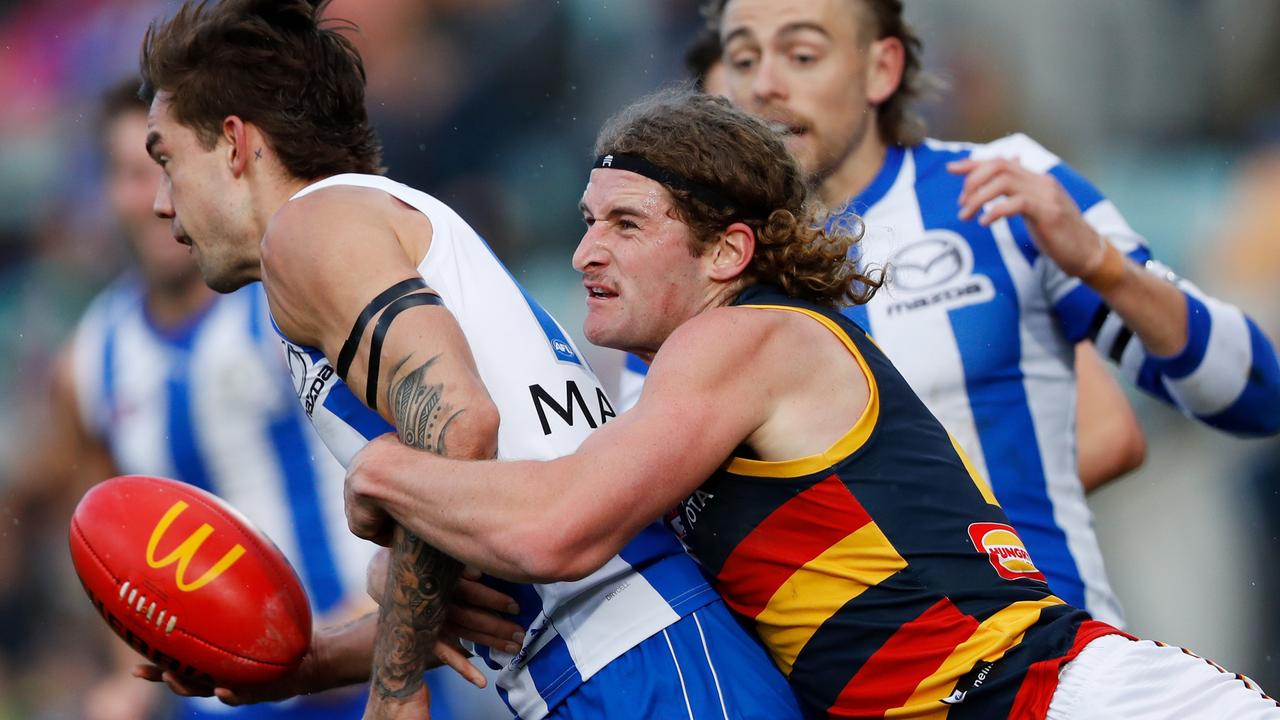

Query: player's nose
[[572, 227, 607, 272], [153, 178, 174, 219], [752, 54, 788, 103]]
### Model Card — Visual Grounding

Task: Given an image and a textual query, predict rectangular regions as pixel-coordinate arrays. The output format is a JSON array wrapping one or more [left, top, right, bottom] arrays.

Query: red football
[[69, 475, 312, 687]]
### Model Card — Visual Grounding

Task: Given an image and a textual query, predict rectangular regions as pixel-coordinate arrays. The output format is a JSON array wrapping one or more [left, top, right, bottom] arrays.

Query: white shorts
[[1047, 634, 1280, 719]]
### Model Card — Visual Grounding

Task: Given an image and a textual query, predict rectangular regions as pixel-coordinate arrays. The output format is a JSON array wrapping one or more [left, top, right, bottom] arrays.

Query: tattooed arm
[[364, 355, 497, 714], [262, 189, 500, 719]]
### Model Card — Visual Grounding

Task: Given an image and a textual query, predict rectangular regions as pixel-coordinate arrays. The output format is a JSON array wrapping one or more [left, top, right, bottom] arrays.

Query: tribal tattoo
[[388, 355, 465, 454], [367, 354, 466, 707]]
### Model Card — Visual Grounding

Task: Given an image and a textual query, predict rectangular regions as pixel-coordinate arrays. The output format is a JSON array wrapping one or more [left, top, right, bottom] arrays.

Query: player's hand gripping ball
[[69, 475, 312, 686]]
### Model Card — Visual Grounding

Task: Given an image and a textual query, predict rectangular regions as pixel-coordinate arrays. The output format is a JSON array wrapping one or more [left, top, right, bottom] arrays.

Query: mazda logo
[[887, 235, 968, 291]]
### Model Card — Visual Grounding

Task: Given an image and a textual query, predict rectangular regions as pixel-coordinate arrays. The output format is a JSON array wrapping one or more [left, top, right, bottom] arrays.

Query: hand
[[949, 157, 1108, 279], [445, 566, 525, 655], [83, 671, 162, 720], [431, 568, 524, 689], [345, 435, 401, 546], [131, 629, 336, 706], [131, 663, 307, 707]]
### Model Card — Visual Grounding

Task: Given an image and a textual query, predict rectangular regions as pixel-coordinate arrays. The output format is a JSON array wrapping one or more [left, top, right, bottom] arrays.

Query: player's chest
[[844, 204, 1043, 387], [106, 317, 284, 429]]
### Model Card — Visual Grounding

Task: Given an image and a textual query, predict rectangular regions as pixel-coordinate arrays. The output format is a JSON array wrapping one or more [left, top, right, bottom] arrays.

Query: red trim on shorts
[[1007, 620, 1135, 719]]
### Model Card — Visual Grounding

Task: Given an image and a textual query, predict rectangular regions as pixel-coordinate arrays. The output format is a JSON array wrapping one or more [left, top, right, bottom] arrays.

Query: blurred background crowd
[[1, 0, 1279, 717]]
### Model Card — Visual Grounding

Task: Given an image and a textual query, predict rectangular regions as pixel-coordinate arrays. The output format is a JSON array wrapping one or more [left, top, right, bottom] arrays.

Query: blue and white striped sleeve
[[1044, 162, 1280, 437]]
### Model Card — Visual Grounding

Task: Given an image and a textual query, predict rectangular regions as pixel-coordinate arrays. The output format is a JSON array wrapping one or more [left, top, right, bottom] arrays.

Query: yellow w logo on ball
[[146, 501, 246, 592]]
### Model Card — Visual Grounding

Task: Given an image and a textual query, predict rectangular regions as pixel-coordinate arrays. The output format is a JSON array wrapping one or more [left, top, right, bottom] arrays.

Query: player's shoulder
[[956, 132, 1063, 173], [666, 304, 778, 347], [75, 274, 144, 337], [62, 275, 144, 406], [263, 182, 399, 272], [271, 183, 392, 236], [651, 304, 794, 381]]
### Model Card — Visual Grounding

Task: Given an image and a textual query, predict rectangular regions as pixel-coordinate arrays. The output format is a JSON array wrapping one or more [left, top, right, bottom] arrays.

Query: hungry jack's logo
[[968, 522, 1045, 582], [146, 501, 246, 592]]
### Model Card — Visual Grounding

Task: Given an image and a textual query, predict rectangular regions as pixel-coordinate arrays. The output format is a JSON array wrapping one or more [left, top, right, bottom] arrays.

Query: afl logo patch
[[968, 522, 1046, 582]]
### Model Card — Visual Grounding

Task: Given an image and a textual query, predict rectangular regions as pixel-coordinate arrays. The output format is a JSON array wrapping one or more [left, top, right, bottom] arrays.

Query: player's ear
[[222, 115, 251, 178], [866, 36, 904, 105], [707, 222, 755, 282]]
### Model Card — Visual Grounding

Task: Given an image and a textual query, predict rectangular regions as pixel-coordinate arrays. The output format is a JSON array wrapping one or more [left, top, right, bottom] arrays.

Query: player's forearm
[[1084, 248, 1188, 357], [367, 526, 462, 711], [364, 354, 491, 715], [1083, 253, 1280, 436], [310, 613, 378, 689], [351, 440, 610, 583], [311, 609, 463, 695]]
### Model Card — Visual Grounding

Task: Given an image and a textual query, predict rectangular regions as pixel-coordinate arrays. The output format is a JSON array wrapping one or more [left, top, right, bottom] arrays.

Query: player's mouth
[[765, 118, 808, 139], [584, 280, 618, 303]]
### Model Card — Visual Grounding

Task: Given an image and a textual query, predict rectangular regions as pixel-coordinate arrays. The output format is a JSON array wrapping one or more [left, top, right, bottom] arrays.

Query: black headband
[[592, 153, 762, 219]]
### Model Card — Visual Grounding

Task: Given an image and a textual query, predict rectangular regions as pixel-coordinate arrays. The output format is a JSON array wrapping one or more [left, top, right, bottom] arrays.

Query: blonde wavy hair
[[593, 89, 882, 307]]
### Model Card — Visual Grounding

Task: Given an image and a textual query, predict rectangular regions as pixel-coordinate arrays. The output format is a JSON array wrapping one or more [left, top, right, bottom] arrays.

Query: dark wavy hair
[[140, 0, 383, 179], [684, 28, 722, 91], [706, 0, 937, 146], [594, 90, 881, 308]]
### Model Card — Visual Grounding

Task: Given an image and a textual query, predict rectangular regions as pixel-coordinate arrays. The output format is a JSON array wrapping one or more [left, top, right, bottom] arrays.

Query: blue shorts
[[546, 601, 801, 720]]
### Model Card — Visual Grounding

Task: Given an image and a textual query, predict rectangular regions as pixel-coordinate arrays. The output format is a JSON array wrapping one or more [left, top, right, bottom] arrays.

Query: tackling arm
[[345, 309, 775, 583]]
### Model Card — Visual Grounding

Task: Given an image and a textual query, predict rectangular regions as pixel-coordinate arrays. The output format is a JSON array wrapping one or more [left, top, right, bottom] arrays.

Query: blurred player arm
[[344, 308, 788, 583], [1075, 341, 1146, 492], [264, 187, 499, 718], [8, 344, 168, 719], [951, 153, 1280, 437], [9, 344, 114, 516]]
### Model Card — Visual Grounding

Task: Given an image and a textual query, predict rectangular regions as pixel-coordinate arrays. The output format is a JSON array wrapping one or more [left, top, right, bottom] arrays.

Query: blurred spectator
[[326, 0, 576, 262]]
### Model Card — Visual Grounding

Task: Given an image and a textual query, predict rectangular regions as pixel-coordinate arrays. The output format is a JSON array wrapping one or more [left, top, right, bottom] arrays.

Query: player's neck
[[145, 278, 217, 330], [816, 132, 888, 210], [251, 174, 313, 237]]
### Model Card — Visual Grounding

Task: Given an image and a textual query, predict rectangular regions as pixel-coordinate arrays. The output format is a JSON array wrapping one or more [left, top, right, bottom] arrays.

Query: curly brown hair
[[594, 90, 881, 308], [140, 0, 383, 180], [706, 0, 937, 146]]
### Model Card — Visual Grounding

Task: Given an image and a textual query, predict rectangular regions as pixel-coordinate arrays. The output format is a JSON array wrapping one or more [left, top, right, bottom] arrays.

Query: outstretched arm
[[951, 155, 1280, 437], [264, 187, 499, 719]]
